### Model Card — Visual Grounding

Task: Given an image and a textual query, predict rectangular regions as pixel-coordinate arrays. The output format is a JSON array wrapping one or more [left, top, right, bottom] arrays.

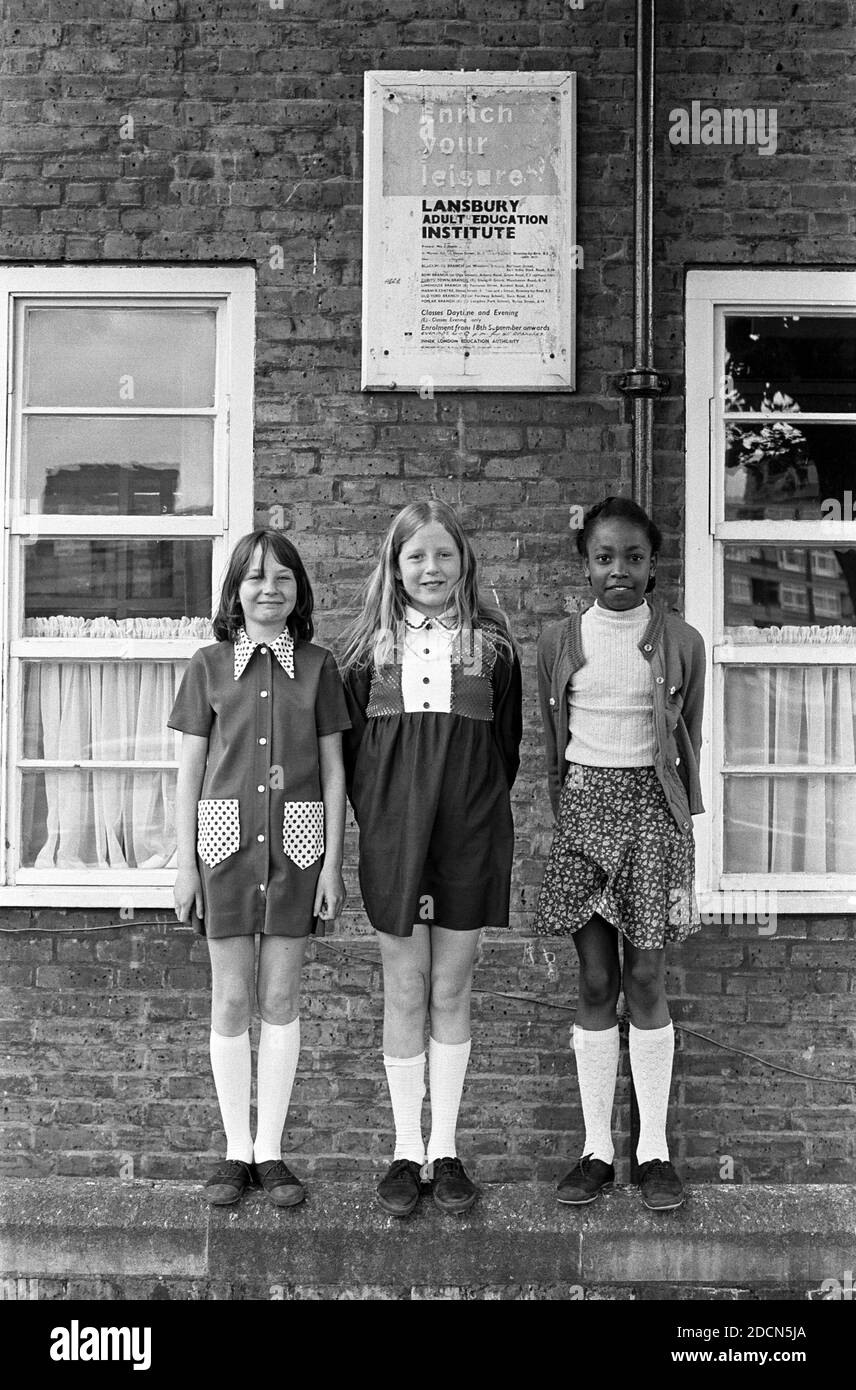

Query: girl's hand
[[174, 866, 204, 923], [314, 864, 346, 922]]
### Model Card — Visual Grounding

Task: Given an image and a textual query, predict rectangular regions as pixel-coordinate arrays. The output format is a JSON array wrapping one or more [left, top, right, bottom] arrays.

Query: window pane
[[23, 538, 213, 624], [725, 314, 856, 414], [724, 545, 856, 636], [723, 774, 856, 874], [22, 660, 185, 761], [724, 666, 856, 766], [22, 416, 214, 515], [25, 307, 216, 407], [724, 423, 856, 522], [20, 769, 176, 869]]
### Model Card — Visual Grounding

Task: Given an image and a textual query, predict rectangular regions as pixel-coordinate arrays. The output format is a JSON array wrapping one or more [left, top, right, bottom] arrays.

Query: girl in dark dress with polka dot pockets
[[535, 497, 706, 1212], [340, 501, 522, 1217], [169, 530, 351, 1209]]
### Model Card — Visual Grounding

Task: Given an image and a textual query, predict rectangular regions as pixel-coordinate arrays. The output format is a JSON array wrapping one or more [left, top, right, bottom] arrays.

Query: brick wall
[[1, 0, 855, 1183]]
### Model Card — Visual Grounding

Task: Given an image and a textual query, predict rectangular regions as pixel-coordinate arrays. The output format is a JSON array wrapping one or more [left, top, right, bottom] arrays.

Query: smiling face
[[395, 521, 463, 617], [583, 517, 656, 611], [238, 541, 298, 638]]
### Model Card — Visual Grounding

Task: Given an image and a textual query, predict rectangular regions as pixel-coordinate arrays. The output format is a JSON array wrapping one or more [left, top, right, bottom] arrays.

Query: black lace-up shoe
[[255, 1159, 306, 1208], [376, 1158, 424, 1217], [637, 1158, 685, 1210], [431, 1156, 478, 1214], [204, 1159, 255, 1206], [556, 1154, 615, 1205]]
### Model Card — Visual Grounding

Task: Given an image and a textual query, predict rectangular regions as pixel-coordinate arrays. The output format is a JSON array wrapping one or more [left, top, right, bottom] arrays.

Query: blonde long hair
[[338, 500, 513, 674]]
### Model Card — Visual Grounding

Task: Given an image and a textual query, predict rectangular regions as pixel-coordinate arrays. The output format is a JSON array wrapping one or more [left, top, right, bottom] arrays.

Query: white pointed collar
[[234, 627, 295, 680], [404, 604, 458, 632]]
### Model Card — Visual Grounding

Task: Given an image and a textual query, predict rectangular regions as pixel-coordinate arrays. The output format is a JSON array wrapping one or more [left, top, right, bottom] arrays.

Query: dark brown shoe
[[204, 1159, 255, 1206], [432, 1156, 478, 1214], [557, 1155, 615, 1205], [255, 1159, 306, 1208], [376, 1159, 423, 1217], [637, 1158, 685, 1211]]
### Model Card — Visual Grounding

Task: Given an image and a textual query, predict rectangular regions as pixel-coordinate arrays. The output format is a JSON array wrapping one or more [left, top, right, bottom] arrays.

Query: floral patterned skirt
[[534, 764, 700, 948]]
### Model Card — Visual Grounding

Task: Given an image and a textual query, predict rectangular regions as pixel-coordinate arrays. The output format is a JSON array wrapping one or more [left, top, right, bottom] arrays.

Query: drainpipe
[[617, 0, 670, 516], [616, 0, 671, 1186]]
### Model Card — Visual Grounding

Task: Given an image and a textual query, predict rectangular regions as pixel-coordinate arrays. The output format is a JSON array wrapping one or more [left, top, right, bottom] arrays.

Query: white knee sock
[[383, 1052, 426, 1163], [572, 1024, 619, 1165], [209, 1027, 253, 1164], [253, 1017, 301, 1165], [629, 1020, 675, 1164], [426, 1036, 471, 1163]]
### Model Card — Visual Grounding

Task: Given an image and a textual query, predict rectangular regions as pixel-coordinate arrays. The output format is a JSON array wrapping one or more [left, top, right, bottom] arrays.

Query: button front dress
[[343, 613, 522, 938], [168, 628, 350, 938]]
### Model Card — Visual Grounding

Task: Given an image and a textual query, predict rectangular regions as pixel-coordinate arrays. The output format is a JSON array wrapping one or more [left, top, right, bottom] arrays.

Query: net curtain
[[724, 665, 856, 873], [21, 659, 184, 870]]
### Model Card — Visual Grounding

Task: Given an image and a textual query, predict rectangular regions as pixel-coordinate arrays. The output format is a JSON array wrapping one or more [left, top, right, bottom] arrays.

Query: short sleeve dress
[[168, 627, 350, 938], [342, 612, 522, 938]]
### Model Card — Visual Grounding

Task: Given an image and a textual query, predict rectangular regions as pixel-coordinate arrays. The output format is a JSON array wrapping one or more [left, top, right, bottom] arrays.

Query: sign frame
[[362, 69, 577, 393]]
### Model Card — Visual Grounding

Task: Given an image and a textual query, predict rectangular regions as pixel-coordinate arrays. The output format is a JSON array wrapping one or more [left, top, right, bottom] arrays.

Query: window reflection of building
[[724, 546, 855, 631]]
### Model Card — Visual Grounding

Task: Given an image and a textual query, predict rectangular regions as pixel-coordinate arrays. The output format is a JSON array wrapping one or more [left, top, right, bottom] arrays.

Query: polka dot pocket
[[282, 800, 325, 870], [196, 798, 240, 868]]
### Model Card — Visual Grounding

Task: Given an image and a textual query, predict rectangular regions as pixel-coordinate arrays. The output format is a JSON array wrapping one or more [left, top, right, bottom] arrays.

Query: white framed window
[[728, 572, 752, 604], [0, 265, 255, 907], [686, 269, 856, 913], [811, 551, 839, 577], [779, 584, 809, 613], [813, 588, 842, 620], [778, 547, 806, 572]]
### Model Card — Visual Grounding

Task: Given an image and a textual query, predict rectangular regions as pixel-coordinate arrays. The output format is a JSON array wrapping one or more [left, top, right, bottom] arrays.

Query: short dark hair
[[576, 496, 662, 592], [213, 529, 314, 642]]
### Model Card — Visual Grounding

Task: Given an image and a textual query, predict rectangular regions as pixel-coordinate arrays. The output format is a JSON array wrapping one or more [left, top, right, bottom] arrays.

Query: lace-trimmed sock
[[572, 1024, 619, 1166], [629, 1021, 675, 1164]]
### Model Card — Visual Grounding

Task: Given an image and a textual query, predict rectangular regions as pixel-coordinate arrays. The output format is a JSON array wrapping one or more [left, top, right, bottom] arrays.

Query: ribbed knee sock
[[253, 1017, 301, 1165], [572, 1023, 620, 1165], [629, 1021, 674, 1164], [426, 1036, 471, 1163], [209, 1027, 253, 1164], [383, 1052, 426, 1164]]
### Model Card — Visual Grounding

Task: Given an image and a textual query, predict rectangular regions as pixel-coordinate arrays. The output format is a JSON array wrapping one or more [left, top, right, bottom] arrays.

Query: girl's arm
[[493, 647, 523, 788], [681, 629, 707, 763], [314, 731, 347, 922], [536, 628, 562, 816], [174, 732, 208, 922], [341, 665, 371, 798]]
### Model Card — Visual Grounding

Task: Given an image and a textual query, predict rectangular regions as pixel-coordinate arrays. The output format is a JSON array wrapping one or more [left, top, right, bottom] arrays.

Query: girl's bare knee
[[257, 983, 300, 1025], [579, 964, 620, 1011], [625, 955, 664, 1000], [211, 979, 252, 1034], [385, 966, 429, 1021], [429, 970, 470, 1018]]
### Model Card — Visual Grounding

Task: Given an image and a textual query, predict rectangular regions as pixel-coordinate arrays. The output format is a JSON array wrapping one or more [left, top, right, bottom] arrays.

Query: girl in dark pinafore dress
[[339, 501, 522, 1217]]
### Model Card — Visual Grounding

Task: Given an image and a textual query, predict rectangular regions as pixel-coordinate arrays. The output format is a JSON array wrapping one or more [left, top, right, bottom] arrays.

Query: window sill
[[697, 890, 856, 916], [0, 886, 176, 909]]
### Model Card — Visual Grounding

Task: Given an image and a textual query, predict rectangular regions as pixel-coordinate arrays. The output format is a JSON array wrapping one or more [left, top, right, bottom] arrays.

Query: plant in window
[[724, 361, 809, 509]]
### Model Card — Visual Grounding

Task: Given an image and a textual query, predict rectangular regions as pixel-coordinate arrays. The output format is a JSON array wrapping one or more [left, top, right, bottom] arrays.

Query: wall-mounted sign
[[362, 70, 576, 392]]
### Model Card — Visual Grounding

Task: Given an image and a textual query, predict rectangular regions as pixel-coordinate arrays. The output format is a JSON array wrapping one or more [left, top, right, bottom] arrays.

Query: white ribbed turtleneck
[[565, 600, 655, 767]]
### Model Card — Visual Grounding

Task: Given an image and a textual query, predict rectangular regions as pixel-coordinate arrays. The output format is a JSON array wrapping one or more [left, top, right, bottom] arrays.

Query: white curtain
[[22, 659, 186, 870], [724, 665, 856, 873]]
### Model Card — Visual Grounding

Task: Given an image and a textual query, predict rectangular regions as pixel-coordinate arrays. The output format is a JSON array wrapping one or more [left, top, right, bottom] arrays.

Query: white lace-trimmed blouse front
[[400, 605, 457, 713]]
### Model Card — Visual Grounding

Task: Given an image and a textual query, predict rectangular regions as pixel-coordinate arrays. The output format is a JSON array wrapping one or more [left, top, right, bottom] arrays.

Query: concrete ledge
[[0, 1179, 207, 1278], [2, 1178, 854, 1294]]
